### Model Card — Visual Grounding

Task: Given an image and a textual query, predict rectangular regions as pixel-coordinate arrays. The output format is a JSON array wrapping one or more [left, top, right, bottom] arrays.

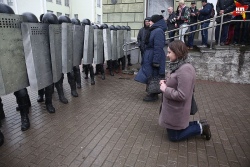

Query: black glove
[[152, 63, 160, 68]]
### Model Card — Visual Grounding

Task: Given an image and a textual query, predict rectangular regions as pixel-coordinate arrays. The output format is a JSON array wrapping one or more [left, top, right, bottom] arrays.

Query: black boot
[[15, 88, 31, 113], [37, 89, 44, 102], [0, 97, 5, 120], [95, 64, 100, 75], [55, 75, 68, 104], [67, 71, 78, 97], [202, 123, 211, 140], [143, 93, 159, 102], [89, 65, 95, 85], [0, 130, 4, 147], [20, 109, 30, 131], [121, 56, 126, 70], [127, 54, 132, 66], [73, 66, 81, 89], [108, 60, 114, 76], [100, 64, 105, 80], [45, 84, 55, 113], [114, 60, 119, 73], [14, 89, 30, 131], [84, 65, 89, 79]]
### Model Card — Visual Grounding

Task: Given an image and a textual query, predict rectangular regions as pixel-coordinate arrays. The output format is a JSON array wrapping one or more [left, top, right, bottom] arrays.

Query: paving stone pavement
[[0, 69, 250, 167]]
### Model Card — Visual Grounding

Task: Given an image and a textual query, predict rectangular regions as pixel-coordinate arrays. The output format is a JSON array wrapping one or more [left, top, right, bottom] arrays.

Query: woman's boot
[[143, 93, 158, 102]]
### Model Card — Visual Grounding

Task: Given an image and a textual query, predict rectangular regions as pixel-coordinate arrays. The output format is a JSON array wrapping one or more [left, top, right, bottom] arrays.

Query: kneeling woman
[[159, 40, 211, 141]]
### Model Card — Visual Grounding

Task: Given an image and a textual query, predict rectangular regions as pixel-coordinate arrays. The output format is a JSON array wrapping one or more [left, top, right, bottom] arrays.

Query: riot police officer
[[93, 24, 105, 80], [58, 15, 79, 96], [0, 4, 30, 131], [41, 13, 69, 104], [82, 19, 95, 85], [22, 12, 56, 113], [126, 26, 132, 66], [71, 18, 82, 88], [116, 25, 126, 71]]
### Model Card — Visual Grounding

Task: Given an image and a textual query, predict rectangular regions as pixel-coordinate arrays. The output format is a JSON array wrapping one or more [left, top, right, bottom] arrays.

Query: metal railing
[[166, 11, 250, 49], [122, 12, 250, 52]]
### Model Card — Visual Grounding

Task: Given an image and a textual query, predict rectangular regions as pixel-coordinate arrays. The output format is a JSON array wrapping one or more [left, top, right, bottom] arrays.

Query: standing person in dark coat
[[137, 17, 150, 59], [188, 1, 199, 49], [197, 0, 213, 48], [166, 7, 177, 43], [135, 14, 167, 102], [215, 0, 235, 45]]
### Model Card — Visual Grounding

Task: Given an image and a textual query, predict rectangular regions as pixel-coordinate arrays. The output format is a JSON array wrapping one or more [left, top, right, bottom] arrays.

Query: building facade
[[0, 0, 102, 23]]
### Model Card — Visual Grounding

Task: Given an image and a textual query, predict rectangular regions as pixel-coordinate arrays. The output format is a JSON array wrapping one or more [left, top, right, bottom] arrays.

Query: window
[[56, 0, 61, 5], [97, 14, 101, 24], [47, 10, 53, 13], [74, 14, 78, 19], [65, 0, 69, 6], [46, 0, 52, 2], [57, 12, 62, 17], [65, 14, 70, 18], [97, 0, 101, 7], [7, 0, 13, 6]]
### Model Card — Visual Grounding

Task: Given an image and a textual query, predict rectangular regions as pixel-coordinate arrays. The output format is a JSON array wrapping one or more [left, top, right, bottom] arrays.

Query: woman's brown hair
[[168, 40, 188, 60]]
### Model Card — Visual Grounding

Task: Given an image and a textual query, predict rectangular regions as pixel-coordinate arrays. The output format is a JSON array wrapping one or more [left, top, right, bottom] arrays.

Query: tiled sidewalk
[[0, 71, 249, 167]]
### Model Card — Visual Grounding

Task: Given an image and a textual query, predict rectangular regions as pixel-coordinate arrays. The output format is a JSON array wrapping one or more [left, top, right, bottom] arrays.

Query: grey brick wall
[[103, 0, 145, 37]]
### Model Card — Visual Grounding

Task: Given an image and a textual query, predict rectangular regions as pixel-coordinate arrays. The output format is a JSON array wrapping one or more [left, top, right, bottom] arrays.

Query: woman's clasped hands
[[159, 80, 167, 92]]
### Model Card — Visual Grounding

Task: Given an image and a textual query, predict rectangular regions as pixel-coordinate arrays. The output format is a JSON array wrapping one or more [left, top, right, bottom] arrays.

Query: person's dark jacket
[[135, 19, 167, 84], [216, 0, 235, 22], [167, 12, 177, 31], [190, 7, 199, 24], [137, 18, 150, 53], [198, 3, 213, 23]]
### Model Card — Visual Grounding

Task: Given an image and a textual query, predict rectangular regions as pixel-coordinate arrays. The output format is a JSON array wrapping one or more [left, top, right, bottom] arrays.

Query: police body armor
[[110, 25, 117, 61], [93, 25, 104, 64], [0, 13, 29, 95], [21, 22, 53, 90], [102, 24, 112, 61], [82, 25, 94, 64]]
